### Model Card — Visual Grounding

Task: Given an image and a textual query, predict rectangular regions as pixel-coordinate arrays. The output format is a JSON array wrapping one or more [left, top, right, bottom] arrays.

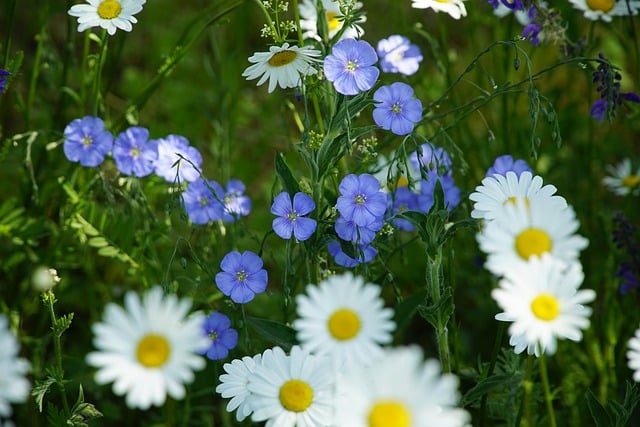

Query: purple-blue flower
[[215, 250, 268, 304], [522, 24, 541, 46], [0, 69, 10, 95], [387, 186, 420, 231], [409, 143, 452, 174], [377, 35, 423, 76], [501, 0, 525, 10], [590, 99, 607, 121], [418, 170, 461, 213], [154, 134, 203, 183], [271, 192, 317, 241], [323, 38, 380, 96], [182, 178, 225, 224], [485, 154, 532, 178], [63, 116, 114, 167], [220, 179, 252, 222], [373, 82, 423, 136], [328, 240, 377, 267], [335, 215, 383, 245], [198, 312, 238, 360], [112, 126, 158, 177], [337, 173, 387, 226]]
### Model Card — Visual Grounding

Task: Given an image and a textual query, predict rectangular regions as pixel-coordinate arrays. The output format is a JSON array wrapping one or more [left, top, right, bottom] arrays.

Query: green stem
[[26, 23, 47, 126], [522, 355, 534, 427], [92, 31, 109, 117], [253, 0, 279, 42], [291, 0, 303, 46], [2, 0, 17, 67], [539, 353, 557, 427], [45, 291, 71, 415], [426, 249, 451, 373]]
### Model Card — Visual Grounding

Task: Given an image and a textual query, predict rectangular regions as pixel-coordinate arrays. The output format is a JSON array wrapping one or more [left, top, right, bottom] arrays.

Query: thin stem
[[291, 0, 303, 46], [2, 0, 17, 67], [26, 24, 47, 126], [522, 355, 534, 427], [92, 31, 109, 116], [426, 249, 451, 373], [539, 353, 557, 427], [44, 291, 71, 415]]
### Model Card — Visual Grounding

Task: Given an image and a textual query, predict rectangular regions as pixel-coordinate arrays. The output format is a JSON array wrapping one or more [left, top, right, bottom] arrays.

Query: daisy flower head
[[248, 346, 334, 427], [153, 134, 203, 183], [377, 35, 423, 76], [0, 315, 30, 418], [469, 171, 567, 221], [485, 154, 532, 178], [293, 272, 396, 370], [198, 312, 238, 361], [242, 43, 321, 93], [112, 126, 158, 177], [324, 38, 380, 96], [477, 197, 588, 276], [337, 173, 387, 227], [85, 287, 209, 410], [298, 0, 366, 41], [627, 325, 640, 382], [182, 178, 225, 225], [216, 353, 262, 421], [412, 0, 468, 20], [68, 0, 146, 36], [568, 0, 640, 22], [373, 82, 423, 136], [334, 346, 470, 427], [492, 254, 596, 356], [602, 158, 640, 196], [271, 192, 317, 241], [215, 250, 268, 304], [328, 240, 378, 267], [63, 115, 114, 167]]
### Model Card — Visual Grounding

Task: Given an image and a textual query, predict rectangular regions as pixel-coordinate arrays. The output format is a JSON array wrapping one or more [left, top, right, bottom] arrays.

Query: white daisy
[[0, 315, 30, 418], [86, 286, 209, 410], [68, 0, 146, 36], [248, 346, 334, 427], [293, 272, 396, 370], [627, 325, 640, 382], [298, 0, 366, 41], [602, 158, 640, 196], [242, 43, 322, 93], [492, 254, 596, 356], [334, 346, 470, 427], [477, 197, 588, 276], [568, 0, 640, 22], [216, 354, 262, 421], [469, 171, 567, 221], [411, 0, 468, 20]]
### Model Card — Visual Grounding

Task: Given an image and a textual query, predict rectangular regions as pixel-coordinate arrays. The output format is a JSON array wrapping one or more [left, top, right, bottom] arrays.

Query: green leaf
[[461, 373, 516, 406], [32, 376, 57, 412], [88, 236, 109, 248], [246, 316, 297, 350], [275, 153, 300, 196], [586, 389, 613, 427], [393, 289, 428, 332], [53, 313, 74, 337]]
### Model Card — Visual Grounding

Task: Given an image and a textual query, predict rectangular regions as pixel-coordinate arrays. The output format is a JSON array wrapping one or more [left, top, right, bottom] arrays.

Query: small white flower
[[469, 171, 567, 221], [298, 0, 366, 41], [293, 272, 396, 370], [242, 43, 322, 93], [0, 316, 30, 418], [412, 0, 468, 20], [627, 326, 640, 382], [334, 346, 470, 427], [568, 0, 640, 22], [602, 158, 640, 196], [216, 354, 262, 421], [68, 0, 146, 35], [492, 254, 596, 356], [86, 287, 209, 409]]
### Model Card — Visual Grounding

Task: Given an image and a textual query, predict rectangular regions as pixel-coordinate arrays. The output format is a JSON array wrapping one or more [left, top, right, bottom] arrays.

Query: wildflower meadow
[[2, 0, 640, 426]]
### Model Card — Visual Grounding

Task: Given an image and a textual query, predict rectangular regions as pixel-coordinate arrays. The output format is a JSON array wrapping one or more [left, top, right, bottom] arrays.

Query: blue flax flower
[[328, 240, 377, 267], [154, 134, 203, 183], [373, 82, 423, 136], [215, 250, 268, 304], [112, 126, 158, 177], [387, 186, 420, 231], [337, 173, 387, 227], [182, 178, 225, 224], [198, 312, 238, 361], [0, 69, 10, 94], [377, 35, 423, 76], [63, 116, 113, 167], [220, 179, 252, 222], [335, 215, 383, 245], [323, 38, 379, 95], [486, 154, 532, 178], [271, 192, 317, 241], [418, 170, 461, 213], [409, 143, 452, 174]]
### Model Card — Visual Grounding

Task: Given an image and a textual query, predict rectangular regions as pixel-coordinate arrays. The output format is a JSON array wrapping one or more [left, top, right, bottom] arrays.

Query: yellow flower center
[[515, 227, 552, 260], [391, 103, 402, 114], [586, 0, 615, 12], [82, 136, 93, 146], [327, 308, 361, 340], [326, 11, 342, 31], [622, 175, 640, 189], [130, 147, 140, 158], [435, 0, 451, 3], [279, 379, 314, 412], [268, 50, 298, 67], [531, 293, 560, 321], [346, 60, 358, 72], [136, 334, 171, 368], [395, 175, 409, 188], [97, 0, 122, 19], [368, 401, 411, 427]]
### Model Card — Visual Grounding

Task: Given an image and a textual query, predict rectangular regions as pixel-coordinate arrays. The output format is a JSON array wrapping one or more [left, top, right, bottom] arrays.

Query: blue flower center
[[346, 60, 358, 72], [287, 211, 298, 221], [208, 331, 218, 341], [236, 270, 247, 281], [355, 194, 366, 205], [82, 136, 93, 147], [391, 102, 402, 114], [130, 147, 141, 158], [199, 197, 209, 206]]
